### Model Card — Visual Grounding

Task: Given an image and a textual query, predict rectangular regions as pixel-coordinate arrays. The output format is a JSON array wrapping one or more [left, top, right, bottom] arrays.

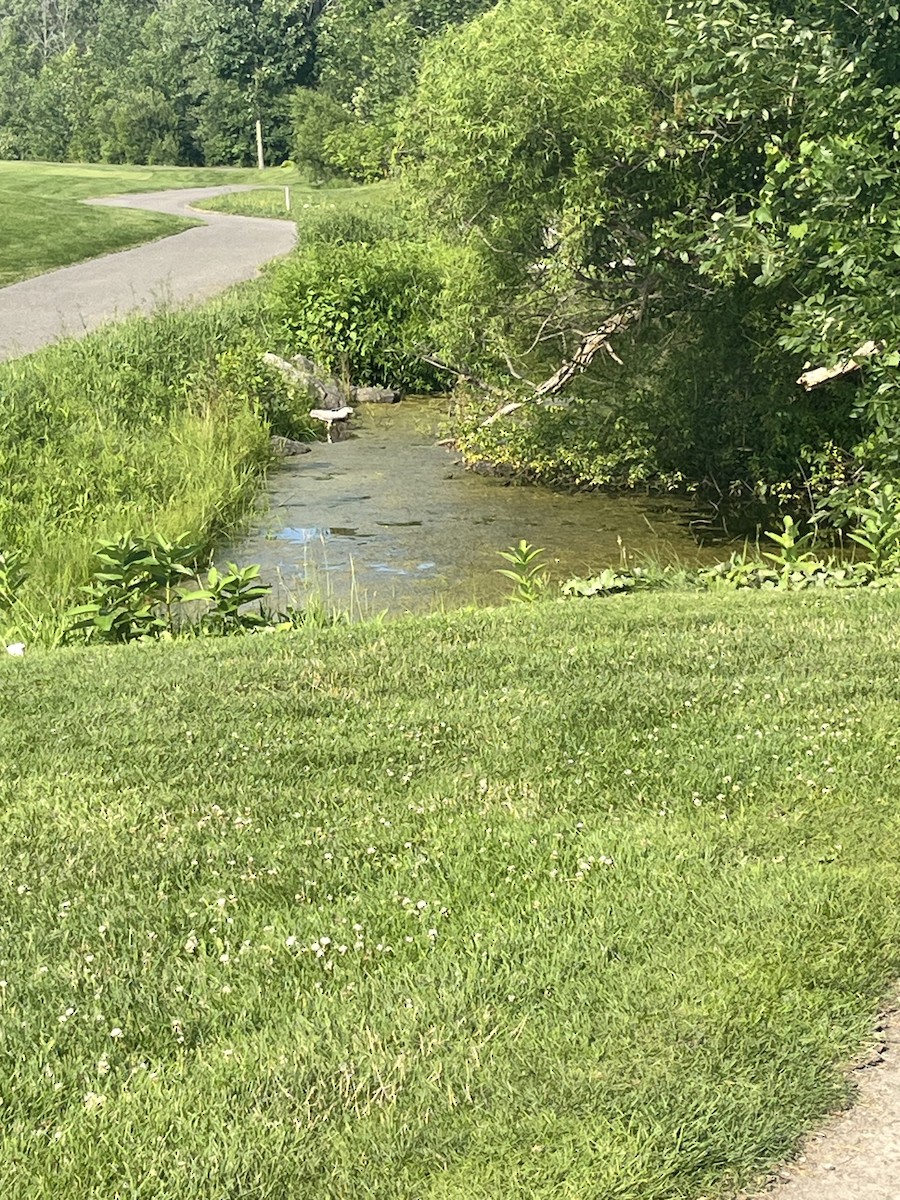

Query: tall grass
[[0, 287, 318, 640]]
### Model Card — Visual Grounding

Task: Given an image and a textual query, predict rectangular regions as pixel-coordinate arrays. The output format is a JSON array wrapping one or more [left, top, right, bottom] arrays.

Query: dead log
[[797, 340, 881, 391], [482, 306, 638, 426], [533, 308, 637, 399]]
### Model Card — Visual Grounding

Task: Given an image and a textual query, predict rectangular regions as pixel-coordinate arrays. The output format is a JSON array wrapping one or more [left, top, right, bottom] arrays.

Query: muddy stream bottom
[[227, 399, 722, 615]]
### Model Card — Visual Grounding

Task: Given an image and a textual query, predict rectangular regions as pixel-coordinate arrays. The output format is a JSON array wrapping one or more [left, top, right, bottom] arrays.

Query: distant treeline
[[0, 0, 491, 172]]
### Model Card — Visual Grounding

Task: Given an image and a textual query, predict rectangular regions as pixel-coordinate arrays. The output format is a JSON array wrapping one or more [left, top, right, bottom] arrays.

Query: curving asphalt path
[[0, 186, 296, 362]]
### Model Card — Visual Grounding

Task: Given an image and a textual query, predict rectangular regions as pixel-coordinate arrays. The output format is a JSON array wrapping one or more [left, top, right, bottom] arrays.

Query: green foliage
[[322, 114, 396, 183], [267, 238, 447, 391], [0, 292, 282, 638], [64, 532, 204, 644], [0, 548, 26, 613], [657, 0, 900, 468], [290, 88, 353, 179], [181, 562, 274, 636], [845, 482, 900, 571], [398, 0, 900, 504], [214, 338, 319, 442], [495, 540, 549, 602], [312, 0, 493, 177], [561, 567, 640, 597], [699, 516, 900, 593], [63, 534, 283, 644]]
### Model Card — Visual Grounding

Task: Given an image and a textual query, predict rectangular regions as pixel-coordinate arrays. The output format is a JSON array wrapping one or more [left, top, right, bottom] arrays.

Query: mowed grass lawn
[[2, 591, 900, 1199], [0, 161, 309, 286], [197, 180, 398, 224]]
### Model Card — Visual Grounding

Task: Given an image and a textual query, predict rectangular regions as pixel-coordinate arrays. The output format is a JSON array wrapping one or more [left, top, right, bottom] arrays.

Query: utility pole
[[256, 118, 265, 170]]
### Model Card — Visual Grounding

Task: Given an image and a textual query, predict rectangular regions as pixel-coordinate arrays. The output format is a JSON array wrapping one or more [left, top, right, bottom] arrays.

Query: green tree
[[206, 0, 315, 167], [26, 44, 103, 160], [311, 0, 494, 179], [400, 0, 900, 497]]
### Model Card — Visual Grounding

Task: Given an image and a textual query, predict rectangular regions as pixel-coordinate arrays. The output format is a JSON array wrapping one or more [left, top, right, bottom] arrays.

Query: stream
[[229, 399, 723, 615]]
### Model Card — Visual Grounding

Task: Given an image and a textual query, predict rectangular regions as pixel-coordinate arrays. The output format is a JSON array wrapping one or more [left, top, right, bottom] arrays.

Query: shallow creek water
[[229, 399, 723, 614]]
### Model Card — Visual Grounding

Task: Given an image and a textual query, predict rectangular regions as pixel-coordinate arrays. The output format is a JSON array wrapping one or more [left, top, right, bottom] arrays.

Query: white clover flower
[[109, 1027, 123, 1040], [5, 643, 25, 657]]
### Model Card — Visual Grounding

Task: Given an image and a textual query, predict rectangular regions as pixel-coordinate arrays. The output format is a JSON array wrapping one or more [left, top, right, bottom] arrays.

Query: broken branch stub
[[797, 340, 882, 390]]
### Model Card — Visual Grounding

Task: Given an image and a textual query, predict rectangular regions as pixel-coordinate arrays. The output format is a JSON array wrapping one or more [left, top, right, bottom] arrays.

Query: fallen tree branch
[[418, 353, 498, 394], [797, 340, 882, 390], [534, 307, 638, 398], [482, 306, 639, 425]]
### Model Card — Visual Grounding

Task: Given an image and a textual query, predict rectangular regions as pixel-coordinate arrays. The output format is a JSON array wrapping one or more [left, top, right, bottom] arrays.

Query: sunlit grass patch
[[196, 179, 398, 223], [1, 591, 899, 1197]]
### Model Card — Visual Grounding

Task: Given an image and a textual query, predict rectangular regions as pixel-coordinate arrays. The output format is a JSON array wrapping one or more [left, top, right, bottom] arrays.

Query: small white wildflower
[[83, 1092, 106, 1112], [285, 935, 297, 948], [108, 1027, 123, 1040], [6, 643, 25, 657]]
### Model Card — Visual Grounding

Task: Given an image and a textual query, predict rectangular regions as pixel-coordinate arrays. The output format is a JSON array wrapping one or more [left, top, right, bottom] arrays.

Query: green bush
[[296, 205, 408, 248], [290, 88, 354, 179], [0, 292, 293, 638], [267, 239, 448, 392]]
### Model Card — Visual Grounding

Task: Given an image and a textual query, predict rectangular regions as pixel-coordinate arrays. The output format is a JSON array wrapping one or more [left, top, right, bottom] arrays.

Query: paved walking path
[[742, 1004, 900, 1200], [0, 186, 296, 362]]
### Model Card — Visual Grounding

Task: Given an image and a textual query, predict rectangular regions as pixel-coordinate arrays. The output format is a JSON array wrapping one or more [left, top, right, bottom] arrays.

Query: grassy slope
[[0, 161, 308, 286], [2, 590, 900, 1198]]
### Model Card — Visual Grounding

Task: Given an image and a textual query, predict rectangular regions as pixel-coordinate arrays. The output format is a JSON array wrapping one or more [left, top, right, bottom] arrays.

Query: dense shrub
[[267, 238, 447, 392]]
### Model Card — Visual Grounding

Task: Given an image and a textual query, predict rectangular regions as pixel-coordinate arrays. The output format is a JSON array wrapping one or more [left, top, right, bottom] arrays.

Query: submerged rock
[[353, 386, 401, 404], [270, 435, 311, 456]]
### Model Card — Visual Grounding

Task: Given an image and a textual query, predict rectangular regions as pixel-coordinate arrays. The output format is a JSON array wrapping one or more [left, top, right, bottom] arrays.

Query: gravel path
[[0, 186, 296, 362], [741, 1003, 900, 1200]]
